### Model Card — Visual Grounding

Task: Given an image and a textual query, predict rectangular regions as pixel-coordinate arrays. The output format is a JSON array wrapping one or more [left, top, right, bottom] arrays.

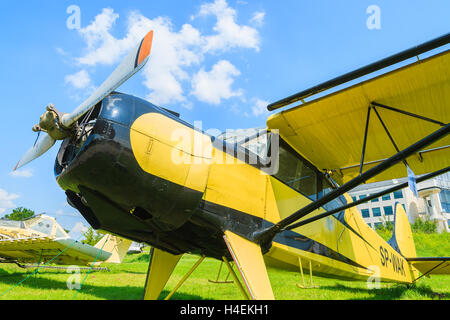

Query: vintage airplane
[[0, 214, 131, 267], [12, 29, 450, 300]]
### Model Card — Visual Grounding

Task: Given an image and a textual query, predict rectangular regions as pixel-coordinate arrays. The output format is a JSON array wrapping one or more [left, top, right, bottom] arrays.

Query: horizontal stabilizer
[[407, 257, 450, 275], [94, 234, 132, 264]]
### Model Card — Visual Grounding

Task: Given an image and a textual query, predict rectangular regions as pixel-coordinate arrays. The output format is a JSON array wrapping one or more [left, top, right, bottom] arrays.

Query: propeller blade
[[61, 30, 154, 128], [14, 30, 154, 170], [14, 134, 56, 171]]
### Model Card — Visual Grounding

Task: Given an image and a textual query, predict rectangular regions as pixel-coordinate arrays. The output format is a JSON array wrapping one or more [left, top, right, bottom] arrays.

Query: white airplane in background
[[0, 215, 131, 267]]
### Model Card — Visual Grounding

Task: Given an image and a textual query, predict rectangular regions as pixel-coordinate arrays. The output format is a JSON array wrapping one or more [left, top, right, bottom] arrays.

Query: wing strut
[[358, 101, 446, 175], [285, 166, 449, 231], [253, 123, 450, 248], [267, 32, 450, 111]]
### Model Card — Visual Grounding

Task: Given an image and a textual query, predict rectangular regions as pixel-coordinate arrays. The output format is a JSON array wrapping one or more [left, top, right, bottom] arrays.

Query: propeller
[[14, 30, 154, 171]]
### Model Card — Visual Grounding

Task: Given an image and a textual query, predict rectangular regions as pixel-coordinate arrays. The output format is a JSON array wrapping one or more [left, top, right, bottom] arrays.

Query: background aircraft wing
[[0, 236, 112, 266], [267, 49, 450, 185]]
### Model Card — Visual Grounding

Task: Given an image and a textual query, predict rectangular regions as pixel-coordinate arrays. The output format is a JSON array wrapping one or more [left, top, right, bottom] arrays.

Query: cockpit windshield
[[26, 217, 54, 235], [217, 127, 271, 163]]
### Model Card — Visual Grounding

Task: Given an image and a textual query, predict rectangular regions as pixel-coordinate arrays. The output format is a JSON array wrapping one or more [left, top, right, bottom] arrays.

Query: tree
[[4, 207, 35, 221], [411, 218, 437, 234], [81, 227, 103, 246]]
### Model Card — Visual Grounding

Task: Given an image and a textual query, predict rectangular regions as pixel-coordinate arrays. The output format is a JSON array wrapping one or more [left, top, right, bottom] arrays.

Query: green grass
[[376, 230, 450, 257], [0, 232, 448, 300]]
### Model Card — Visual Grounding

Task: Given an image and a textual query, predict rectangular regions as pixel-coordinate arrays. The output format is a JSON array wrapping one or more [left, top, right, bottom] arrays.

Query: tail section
[[389, 203, 450, 279], [388, 203, 417, 258], [94, 234, 132, 264]]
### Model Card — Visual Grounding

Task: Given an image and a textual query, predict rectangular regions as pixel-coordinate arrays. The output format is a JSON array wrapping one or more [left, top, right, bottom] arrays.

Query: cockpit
[[216, 128, 347, 212]]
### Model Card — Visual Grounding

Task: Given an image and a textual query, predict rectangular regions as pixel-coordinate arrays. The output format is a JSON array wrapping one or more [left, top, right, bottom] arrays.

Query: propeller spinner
[[14, 30, 154, 171]]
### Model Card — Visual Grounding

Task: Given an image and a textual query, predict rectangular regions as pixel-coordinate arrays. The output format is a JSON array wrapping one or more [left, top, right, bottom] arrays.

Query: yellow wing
[[267, 50, 450, 185]]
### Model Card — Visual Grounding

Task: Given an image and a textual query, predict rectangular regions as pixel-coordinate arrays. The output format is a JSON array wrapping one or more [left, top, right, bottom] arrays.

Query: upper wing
[[267, 50, 450, 185], [407, 257, 450, 276]]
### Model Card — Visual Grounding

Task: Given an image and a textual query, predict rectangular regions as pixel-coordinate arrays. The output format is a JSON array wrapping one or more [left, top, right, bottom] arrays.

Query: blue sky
[[0, 0, 448, 235]]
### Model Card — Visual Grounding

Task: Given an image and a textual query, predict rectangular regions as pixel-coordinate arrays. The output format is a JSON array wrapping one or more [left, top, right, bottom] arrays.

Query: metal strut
[[253, 123, 450, 247], [267, 33, 450, 111], [285, 166, 449, 231], [222, 256, 250, 300], [208, 261, 234, 284], [164, 255, 205, 300], [297, 257, 319, 289], [371, 102, 446, 127], [359, 106, 372, 175], [372, 105, 409, 167]]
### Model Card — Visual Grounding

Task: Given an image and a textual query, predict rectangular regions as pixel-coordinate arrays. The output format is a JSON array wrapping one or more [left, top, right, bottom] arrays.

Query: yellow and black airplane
[[14, 30, 450, 300]]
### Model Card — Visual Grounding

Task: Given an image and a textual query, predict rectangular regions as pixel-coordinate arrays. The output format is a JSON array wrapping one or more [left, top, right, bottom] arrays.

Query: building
[[348, 172, 450, 233]]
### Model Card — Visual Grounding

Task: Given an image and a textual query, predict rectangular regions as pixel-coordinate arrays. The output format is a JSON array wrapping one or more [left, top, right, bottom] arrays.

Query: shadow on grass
[[159, 289, 212, 301], [320, 283, 447, 300], [0, 270, 206, 300]]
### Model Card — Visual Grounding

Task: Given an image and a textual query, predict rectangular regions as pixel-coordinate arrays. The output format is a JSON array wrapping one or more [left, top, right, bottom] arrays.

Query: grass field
[[0, 232, 448, 300]]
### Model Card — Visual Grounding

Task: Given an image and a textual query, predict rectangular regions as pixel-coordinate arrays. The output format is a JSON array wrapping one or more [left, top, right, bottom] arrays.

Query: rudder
[[388, 203, 417, 258], [94, 234, 132, 263]]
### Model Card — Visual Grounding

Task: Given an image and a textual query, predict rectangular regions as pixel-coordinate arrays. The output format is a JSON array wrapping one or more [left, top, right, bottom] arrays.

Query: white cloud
[[191, 60, 242, 105], [250, 11, 265, 27], [76, 8, 122, 66], [56, 47, 68, 56], [69, 221, 89, 239], [65, 1, 264, 108], [251, 98, 269, 116], [9, 169, 33, 178], [0, 189, 19, 215], [135, 15, 204, 105], [72, 9, 204, 106], [64, 70, 92, 89], [199, 0, 261, 53]]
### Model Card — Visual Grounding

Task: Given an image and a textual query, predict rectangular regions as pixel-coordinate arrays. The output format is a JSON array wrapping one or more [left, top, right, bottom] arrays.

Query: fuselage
[[55, 92, 418, 284]]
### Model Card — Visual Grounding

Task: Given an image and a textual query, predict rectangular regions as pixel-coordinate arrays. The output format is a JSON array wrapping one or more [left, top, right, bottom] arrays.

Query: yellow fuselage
[[130, 112, 418, 284]]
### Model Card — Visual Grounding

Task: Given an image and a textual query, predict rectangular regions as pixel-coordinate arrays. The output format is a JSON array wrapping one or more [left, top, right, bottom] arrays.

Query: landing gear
[[297, 257, 319, 289]]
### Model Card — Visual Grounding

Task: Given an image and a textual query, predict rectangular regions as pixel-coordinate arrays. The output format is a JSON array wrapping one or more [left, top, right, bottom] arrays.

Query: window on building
[[372, 207, 381, 217], [361, 209, 370, 218], [371, 194, 379, 202], [382, 194, 391, 201], [439, 189, 450, 213], [393, 191, 404, 199], [383, 206, 393, 216], [359, 195, 367, 200], [352, 196, 357, 202]]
